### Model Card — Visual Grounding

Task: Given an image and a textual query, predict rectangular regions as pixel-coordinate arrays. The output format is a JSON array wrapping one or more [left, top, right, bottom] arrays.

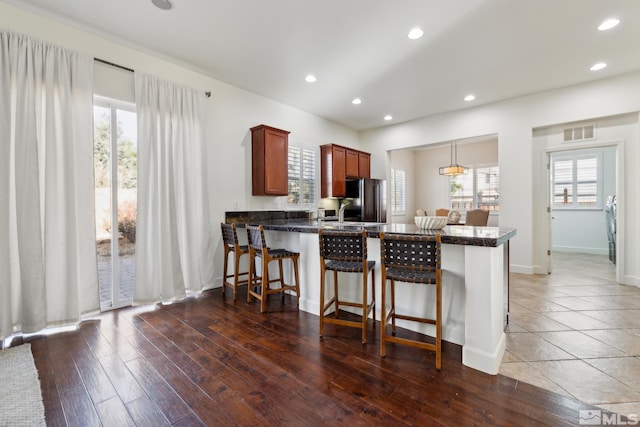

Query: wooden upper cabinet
[[321, 144, 346, 198], [358, 152, 370, 178], [251, 125, 290, 196], [345, 149, 359, 178], [320, 144, 371, 197]]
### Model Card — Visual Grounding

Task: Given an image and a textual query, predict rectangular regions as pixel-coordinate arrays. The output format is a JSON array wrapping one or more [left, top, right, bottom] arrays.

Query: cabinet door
[[251, 125, 289, 196], [332, 146, 346, 197], [345, 149, 359, 178], [263, 128, 289, 195], [358, 152, 370, 178]]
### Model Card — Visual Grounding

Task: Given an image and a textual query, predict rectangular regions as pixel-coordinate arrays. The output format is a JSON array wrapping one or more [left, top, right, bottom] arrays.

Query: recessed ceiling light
[[151, 0, 173, 10], [590, 62, 607, 71], [598, 18, 620, 31], [464, 94, 475, 102], [384, 115, 392, 121], [408, 28, 424, 40], [305, 74, 317, 83], [352, 98, 362, 105]]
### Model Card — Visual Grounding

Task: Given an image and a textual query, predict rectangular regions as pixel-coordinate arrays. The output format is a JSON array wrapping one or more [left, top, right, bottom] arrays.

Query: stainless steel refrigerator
[[344, 178, 387, 222]]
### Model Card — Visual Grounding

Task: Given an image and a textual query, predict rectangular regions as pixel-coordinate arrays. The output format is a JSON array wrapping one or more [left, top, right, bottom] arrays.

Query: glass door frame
[[94, 96, 136, 311]]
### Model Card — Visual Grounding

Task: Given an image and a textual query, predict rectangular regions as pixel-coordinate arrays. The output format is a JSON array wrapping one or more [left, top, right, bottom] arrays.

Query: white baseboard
[[510, 264, 535, 274], [552, 246, 609, 256]]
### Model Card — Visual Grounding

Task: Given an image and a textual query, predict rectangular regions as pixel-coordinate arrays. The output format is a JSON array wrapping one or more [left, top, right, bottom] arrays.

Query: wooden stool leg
[[278, 259, 285, 296], [292, 255, 300, 303], [436, 277, 442, 369], [247, 251, 254, 303], [260, 257, 269, 313], [319, 266, 325, 337], [333, 270, 339, 318], [361, 272, 367, 344], [380, 276, 387, 357], [222, 246, 229, 297], [371, 270, 376, 323], [232, 251, 241, 301], [391, 279, 396, 335]]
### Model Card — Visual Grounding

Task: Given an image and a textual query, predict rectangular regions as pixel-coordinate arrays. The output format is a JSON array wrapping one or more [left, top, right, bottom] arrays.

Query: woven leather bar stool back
[[246, 225, 301, 313], [220, 222, 249, 301], [318, 229, 376, 343], [379, 232, 442, 369]]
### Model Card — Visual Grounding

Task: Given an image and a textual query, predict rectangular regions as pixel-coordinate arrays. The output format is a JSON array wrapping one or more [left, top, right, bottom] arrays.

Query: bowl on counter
[[414, 216, 448, 230]]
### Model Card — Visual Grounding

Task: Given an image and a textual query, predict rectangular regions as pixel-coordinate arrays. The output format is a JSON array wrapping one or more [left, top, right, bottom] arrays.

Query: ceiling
[[5, 0, 640, 131]]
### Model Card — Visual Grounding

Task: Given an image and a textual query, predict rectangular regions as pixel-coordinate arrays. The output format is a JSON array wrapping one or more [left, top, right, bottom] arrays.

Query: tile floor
[[501, 251, 640, 416]]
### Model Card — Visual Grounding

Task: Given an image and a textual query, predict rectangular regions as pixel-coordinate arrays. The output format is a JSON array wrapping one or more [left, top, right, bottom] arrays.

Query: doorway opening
[[93, 101, 137, 310], [546, 143, 620, 282]]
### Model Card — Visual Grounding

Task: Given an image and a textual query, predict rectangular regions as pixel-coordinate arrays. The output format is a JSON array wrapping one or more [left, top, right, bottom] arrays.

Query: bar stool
[[246, 225, 301, 313], [318, 229, 376, 343], [220, 222, 250, 301], [379, 232, 442, 369]]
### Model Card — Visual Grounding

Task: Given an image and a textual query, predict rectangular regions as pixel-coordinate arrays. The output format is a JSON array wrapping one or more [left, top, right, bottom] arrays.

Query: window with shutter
[[288, 146, 316, 205], [551, 151, 602, 209], [450, 165, 499, 213], [391, 168, 406, 214]]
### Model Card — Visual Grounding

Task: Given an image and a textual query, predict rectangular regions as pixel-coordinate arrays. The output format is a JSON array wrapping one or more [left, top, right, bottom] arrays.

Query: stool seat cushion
[[384, 268, 437, 285], [325, 260, 375, 273], [230, 245, 248, 252]]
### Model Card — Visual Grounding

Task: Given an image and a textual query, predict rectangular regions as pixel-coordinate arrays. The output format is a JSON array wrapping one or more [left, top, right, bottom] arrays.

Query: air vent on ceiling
[[563, 124, 596, 142]]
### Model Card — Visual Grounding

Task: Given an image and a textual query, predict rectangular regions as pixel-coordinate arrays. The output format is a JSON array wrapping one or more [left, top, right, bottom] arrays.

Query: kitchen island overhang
[[231, 219, 516, 375]]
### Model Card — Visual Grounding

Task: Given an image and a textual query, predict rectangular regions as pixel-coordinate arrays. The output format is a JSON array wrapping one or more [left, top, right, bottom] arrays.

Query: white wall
[[360, 74, 640, 285], [0, 3, 360, 287]]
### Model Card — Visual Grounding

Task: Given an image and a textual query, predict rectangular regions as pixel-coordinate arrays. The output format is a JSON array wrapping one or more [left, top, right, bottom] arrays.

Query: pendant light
[[439, 142, 468, 176]]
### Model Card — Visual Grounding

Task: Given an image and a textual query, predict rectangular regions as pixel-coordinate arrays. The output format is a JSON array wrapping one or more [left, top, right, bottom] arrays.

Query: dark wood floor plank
[[95, 395, 136, 427], [98, 352, 146, 404], [58, 385, 101, 427], [31, 287, 600, 426], [126, 395, 172, 427], [125, 356, 199, 424]]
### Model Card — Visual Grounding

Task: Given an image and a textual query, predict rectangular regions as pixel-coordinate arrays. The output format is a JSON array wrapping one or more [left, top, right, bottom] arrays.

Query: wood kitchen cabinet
[[358, 152, 370, 178], [345, 149, 359, 178], [320, 144, 371, 197], [251, 124, 290, 196], [321, 144, 346, 197]]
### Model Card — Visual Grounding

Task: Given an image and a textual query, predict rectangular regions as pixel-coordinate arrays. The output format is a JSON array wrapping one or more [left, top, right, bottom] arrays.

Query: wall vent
[[563, 124, 596, 142]]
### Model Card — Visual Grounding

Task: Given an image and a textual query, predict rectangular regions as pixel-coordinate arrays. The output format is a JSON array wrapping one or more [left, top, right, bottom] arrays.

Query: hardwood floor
[[19, 288, 601, 426]]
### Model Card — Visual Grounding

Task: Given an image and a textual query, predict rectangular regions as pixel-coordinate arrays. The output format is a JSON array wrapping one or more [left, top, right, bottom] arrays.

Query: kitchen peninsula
[[226, 212, 516, 375]]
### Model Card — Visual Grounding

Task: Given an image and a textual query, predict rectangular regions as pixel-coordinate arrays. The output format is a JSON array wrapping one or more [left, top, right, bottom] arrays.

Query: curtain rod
[[94, 58, 212, 98]]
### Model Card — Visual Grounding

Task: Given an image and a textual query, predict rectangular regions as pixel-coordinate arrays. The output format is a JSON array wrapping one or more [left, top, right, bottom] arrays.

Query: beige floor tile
[[505, 333, 575, 361], [511, 297, 569, 312], [581, 310, 640, 329], [544, 311, 612, 330], [501, 350, 521, 363], [499, 362, 571, 397], [507, 301, 534, 315], [501, 253, 640, 409], [545, 296, 617, 311], [535, 331, 626, 359], [586, 357, 640, 392], [533, 360, 640, 405], [509, 312, 573, 332], [583, 330, 640, 356]]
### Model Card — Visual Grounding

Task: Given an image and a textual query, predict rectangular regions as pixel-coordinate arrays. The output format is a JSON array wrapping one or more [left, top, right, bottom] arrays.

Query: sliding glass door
[[93, 101, 137, 310]]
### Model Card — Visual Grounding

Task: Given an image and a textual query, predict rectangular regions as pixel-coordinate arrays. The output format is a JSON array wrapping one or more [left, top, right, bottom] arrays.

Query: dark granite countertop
[[233, 218, 516, 248]]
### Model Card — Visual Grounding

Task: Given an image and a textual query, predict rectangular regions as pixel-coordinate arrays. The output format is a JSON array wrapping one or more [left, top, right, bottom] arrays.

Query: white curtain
[[0, 30, 98, 340], [134, 73, 213, 303]]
